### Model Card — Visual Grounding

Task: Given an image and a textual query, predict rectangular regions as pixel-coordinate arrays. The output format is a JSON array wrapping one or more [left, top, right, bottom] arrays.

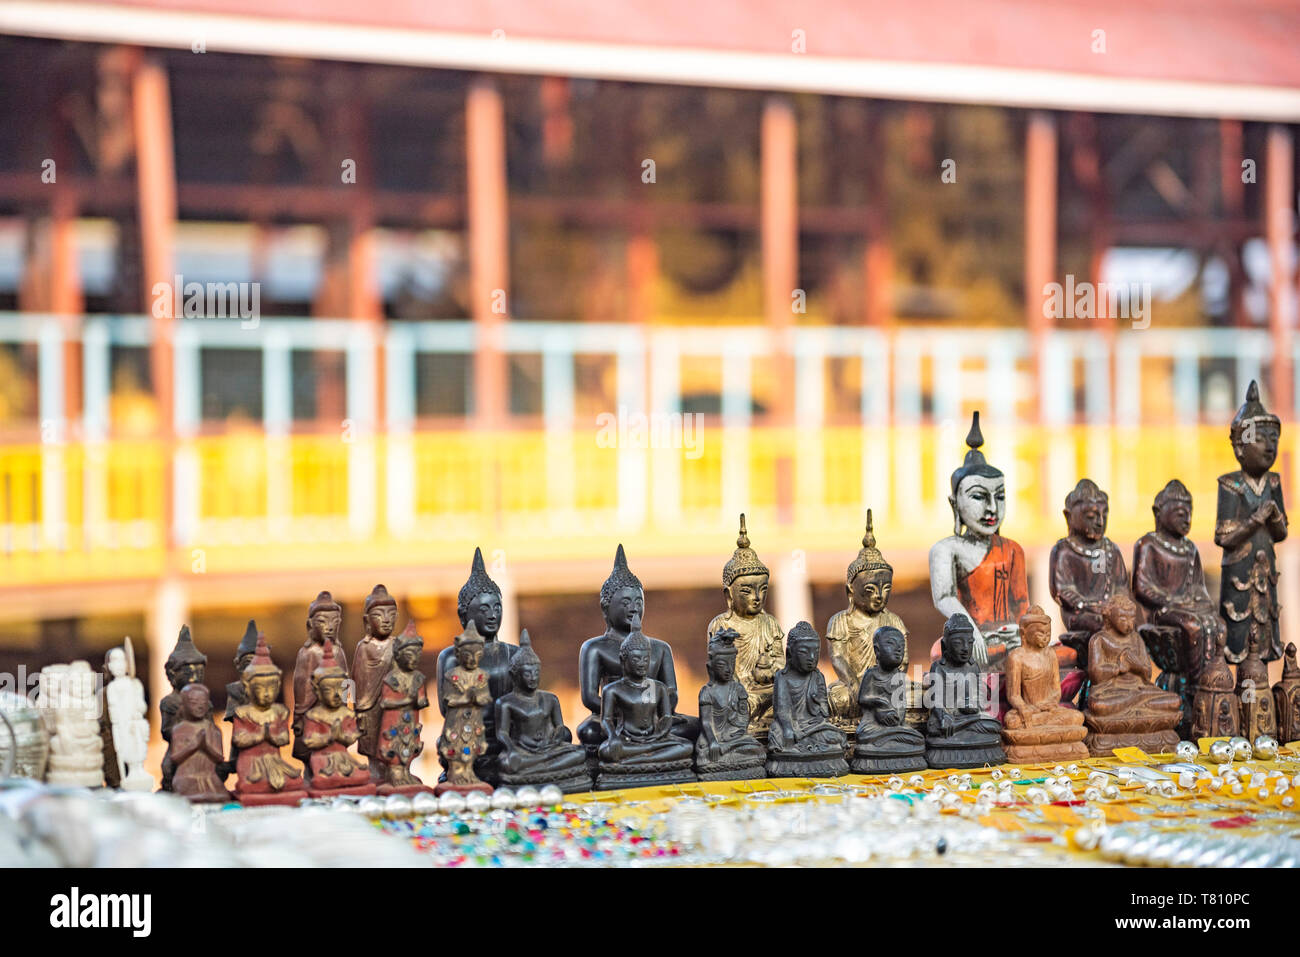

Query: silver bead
[[539, 784, 564, 805], [1175, 740, 1199, 762], [490, 788, 516, 810], [465, 789, 492, 813], [437, 791, 466, 815], [1252, 735, 1279, 761], [1209, 740, 1234, 764]]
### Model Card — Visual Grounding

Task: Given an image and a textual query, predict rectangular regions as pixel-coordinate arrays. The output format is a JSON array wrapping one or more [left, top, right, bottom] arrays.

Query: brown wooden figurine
[[292, 591, 348, 778], [1228, 551, 1280, 739], [1000, 606, 1088, 763], [352, 584, 397, 783], [303, 642, 375, 797], [232, 632, 308, 807], [168, 684, 233, 804], [159, 625, 207, 791], [376, 622, 432, 795]]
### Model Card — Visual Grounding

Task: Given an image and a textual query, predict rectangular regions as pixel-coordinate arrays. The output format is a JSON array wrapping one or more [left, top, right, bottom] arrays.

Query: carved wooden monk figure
[[924, 615, 1005, 769], [594, 631, 696, 790], [169, 684, 232, 804], [220, 621, 259, 780], [850, 627, 927, 774], [302, 641, 374, 797], [1050, 479, 1131, 636], [352, 584, 397, 783], [694, 628, 766, 781], [233, 632, 307, 807], [1082, 595, 1181, 756], [1001, 606, 1088, 763], [765, 623, 849, 778], [291, 591, 348, 777], [160, 626, 207, 791], [1273, 643, 1300, 743]]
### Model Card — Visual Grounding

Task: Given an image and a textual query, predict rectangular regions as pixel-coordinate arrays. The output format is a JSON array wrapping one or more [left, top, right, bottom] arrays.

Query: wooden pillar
[[1265, 125, 1295, 415], [1025, 111, 1058, 423], [1220, 120, 1248, 328], [762, 96, 798, 425], [467, 77, 509, 427]]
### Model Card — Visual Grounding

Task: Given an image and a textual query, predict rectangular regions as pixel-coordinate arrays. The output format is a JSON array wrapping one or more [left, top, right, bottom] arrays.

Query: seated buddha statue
[[1050, 480, 1132, 635], [694, 629, 767, 781], [765, 623, 849, 778], [594, 631, 696, 790], [301, 641, 374, 797], [1082, 595, 1182, 756], [495, 630, 593, 793], [1000, 606, 1088, 763], [850, 627, 927, 774], [924, 615, 1005, 769], [232, 632, 308, 807], [826, 510, 909, 731]]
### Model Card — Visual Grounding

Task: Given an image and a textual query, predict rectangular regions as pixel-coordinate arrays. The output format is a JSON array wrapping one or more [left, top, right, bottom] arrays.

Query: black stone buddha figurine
[[924, 615, 1005, 769], [850, 626, 927, 774], [694, 628, 766, 781], [765, 622, 849, 778]]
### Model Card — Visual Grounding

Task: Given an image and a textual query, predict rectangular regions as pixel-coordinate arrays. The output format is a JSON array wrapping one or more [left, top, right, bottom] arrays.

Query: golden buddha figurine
[[708, 514, 784, 738], [826, 510, 908, 730], [1000, 606, 1088, 763]]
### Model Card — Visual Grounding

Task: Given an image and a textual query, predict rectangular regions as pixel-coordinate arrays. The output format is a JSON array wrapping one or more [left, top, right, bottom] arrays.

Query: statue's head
[[180, 683, 211, 721], [234, 619, 258, 673], [722, 515, 770, 617], [786, 622, 820, 674], [394, 623, 422, 672], [948, 413, 1005, 538], [706, 628, 740, 684], [454, 619, 485, 671], [1230, 380, 1280, 476], [363, 584, 398, 640], [872, 626, 906, 672], [847, 509, 893, 614], [1152, 480, 1193, 537], [600, 544, 645, 631], [1064, 479, 1109, 542], [306, 591, 342, 645], [457, 548, 502, 638], [311, 641, 348, 710], [241, 631, 281, 707], [619, 630, 652, 680], [1019, 605, 1052, 650], [509, 630, 542, 693], [940, 615, 975, 666], [105, 647, 126, 679], [166, 625, 207, 690], [1102, 594, 1138, 634]]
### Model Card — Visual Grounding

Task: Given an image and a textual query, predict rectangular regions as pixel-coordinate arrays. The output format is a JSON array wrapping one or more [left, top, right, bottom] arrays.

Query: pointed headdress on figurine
[[235, 619, 259, 667], [393, 619, 423, 656], [949, 411, 1004, 493], [455, 618, 485, 651], [165, 625, 206, 678], [364, 583, 397, 614], [600, 544, 644, 610], [707, 627, 741, 659], [722, 514, 770, 588], [1230, 380, 1280, 443], [311, 639, 348, 685], [509, 628, 542, 682], [846, 509, 892, 585], [457, 548, 502, 626], [241, 631, 281, 681]]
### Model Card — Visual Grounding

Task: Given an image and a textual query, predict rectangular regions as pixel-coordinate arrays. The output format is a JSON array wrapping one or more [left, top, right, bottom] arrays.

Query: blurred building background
[[0, 1, 1298, 773]]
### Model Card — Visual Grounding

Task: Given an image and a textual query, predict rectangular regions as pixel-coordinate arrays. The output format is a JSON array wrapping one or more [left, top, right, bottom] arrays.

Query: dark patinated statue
[[160, 626, 207, 791], [850, 626, 927, 773], [765, 623, 849, 778], [924, 615, 1004, 769], [352, 584, 397, 783], [1051, 479, 1131, 635], [219, 620, 259, 780], [1273, 643, 1300, 743], [694, 629, 766, 781], [292, 591, 348, 777]]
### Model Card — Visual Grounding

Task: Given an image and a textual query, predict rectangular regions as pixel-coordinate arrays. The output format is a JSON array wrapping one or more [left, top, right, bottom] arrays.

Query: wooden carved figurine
[[827, 510, 908, 730], [1272, 643, 1300, 743], [1228, 551, 1280, 740], [495, 630, 592, 793], [923, 615, 1005, 769], [1191, 629, 1239, 740], [160, 626, 207, 790], [168, 684, 233, 803], [1000, 607, 1088, 763], [219, 621, 259, 780], [1216, 380, 1287, 664], [103, 639, 152, 790], [435, 621, 493, 796], [40, 661, 104, 787], [694, 629, 766, 781], [765, 623, 849, 778], [292, 591, 348, 778], [232, 632, 307, 807], [850, 627, 927, 773], [376, 622, 431, 795], [353, 584, 397, 783], [303, 642, 375, 797], [1050, 480, 1131, 635]]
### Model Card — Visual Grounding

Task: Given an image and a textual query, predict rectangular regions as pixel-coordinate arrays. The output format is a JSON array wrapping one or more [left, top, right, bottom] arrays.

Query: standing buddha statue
[[291, 591, 348, 777], [435, 621, 493, 797], [352, 584, 398, 783], [376, 622, 432, 795], [1272, 643, 1300, 743]]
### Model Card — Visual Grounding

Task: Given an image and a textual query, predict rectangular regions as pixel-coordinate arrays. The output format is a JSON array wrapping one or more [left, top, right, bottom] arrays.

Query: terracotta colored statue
[[765, 623, 849, 778], [352, 584, 397, 782], [1216, 381, 1287, 663], [232, 632, 307, 807], [302, 642, 374, 797], [495, 630, 592, 793], [594, 630, 696, 790], [708, 516, 785, 738], [1191, 630, 1239, 740], [40, 662, 104, 787], [103, 640, 152, 790], [160, 626, 207, 791], [376, 622, 431, 794], [849, 626, 927, 774], [168, 684, 232, 803], [694, 629, 766, 781], [1082, 595, 1181, 756], [1000, 606, 1088, 763], [219, 621, 259, 779], [292, 591, 348, 776], [1274, 643, 1300, 743], [826, 510, 908, 730], [436, 621, 493, 796], [924, 615, 1004, 769], [1228, 551, 1280, 740], [437, 549, 517, 784], [578, 545, 698, 758]]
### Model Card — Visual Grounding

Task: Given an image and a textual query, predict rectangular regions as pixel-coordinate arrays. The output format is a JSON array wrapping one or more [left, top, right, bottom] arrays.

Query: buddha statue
[[849, 626, 927, 774], [352, 584, 397, 783], [436, 621, 494, 796], [694, 629, 766, 781], [594, 630, 696, 790], [292, 591, 348, 777], [40, 662, 104, 787], [826, 510, 909, 731], [103, 640, 152, 791], [1050, 480, 1131, 635], [437, 549, 518, 785], [376, 622, 432, 795], [232, 632, 308, 807], [219, 620, 259, 779], [1228, 552, 1280, 740], [1191, 629, 1239, 740], [1274, 643, 1300, 743], [168, 684, 232, 803], [579, 545, 698, 759], [924, 615, 1005, 769], [1000, 606, 1088, 763], [1082, 595, 1182, 756], [160, 625, 207, 791], [708, 515, 785, 738], [765, 622, 849, 778], [1132, 480, 1226, 738], [302, 642, 374, 797], [495, 630, 592, 793], [1216, 381, 1287, 664]]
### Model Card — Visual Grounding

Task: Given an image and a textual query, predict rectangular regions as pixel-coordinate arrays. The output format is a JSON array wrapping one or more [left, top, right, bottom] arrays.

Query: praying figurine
[[1082, 596, 1182, 756], [353, 584, 397, 783], [103, 640, 152, 791], [1227, 551, 1281, 740], [1050, 479, 1131, 635], [376, 623, 432, 795], [1272, 643, 1300, 743], [708, 515, 785, 738], [1191, 630, 1239, 740], [923, 616, 1005, 769], [40, 662, 104, 787], [594, 631, 696, 790], [292, 591, 348, 778], [826, 510, 908, 730], [232, 632, 307, 807], [219, 621, 259, 780], [302, 642, 374, 797], [765, 623, 849, 778], [578, 545, 698, 758], [1216, 381, 1287, 664], [160, 626, 207, 791], [495, 631, 592, 793], [849, 627, 927, 774], [435, 621, 493, 796], [168, 684, 232, 804], [694, 629, 766, 781], [999, 607, 1088, 763]]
